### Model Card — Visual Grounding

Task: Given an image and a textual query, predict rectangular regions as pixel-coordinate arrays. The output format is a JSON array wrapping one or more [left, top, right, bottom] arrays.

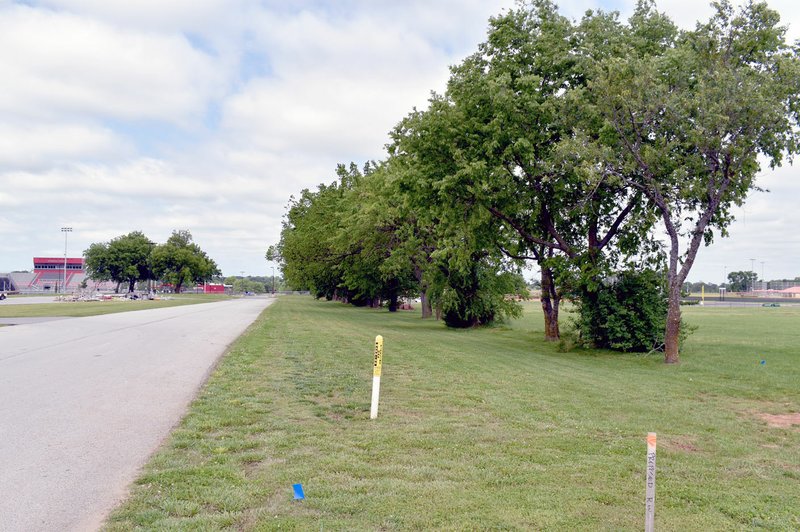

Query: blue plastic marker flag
[[760, 359, 766, 365], [293, 483, 305, 500]]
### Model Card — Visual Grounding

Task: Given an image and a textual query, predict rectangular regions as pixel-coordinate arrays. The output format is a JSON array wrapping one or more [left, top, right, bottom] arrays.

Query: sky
[[0, 0, 798, 284]]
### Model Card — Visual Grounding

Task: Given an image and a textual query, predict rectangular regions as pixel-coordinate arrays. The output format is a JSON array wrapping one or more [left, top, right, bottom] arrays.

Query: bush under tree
[[575, 270, 668, 352]]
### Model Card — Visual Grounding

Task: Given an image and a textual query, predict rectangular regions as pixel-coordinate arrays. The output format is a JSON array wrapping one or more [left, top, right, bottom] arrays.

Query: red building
[[203, 283, 226, 294]]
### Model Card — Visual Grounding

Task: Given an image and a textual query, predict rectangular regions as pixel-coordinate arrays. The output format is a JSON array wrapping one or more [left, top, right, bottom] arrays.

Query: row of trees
[[84, 230, 220, 293], [222, 275, 282, 294], [267, 162, 528, 325], [270, 0, 800, 363]]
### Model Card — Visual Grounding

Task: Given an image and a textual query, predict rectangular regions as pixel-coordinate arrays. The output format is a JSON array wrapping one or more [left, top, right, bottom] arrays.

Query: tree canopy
[[592, 0, 800, 361], [83, 231, 154, 292], [151, 230, 221, 294], [727, 270, 758, 292], [85, 230, 220, 294], [268, 0, 800, 361]]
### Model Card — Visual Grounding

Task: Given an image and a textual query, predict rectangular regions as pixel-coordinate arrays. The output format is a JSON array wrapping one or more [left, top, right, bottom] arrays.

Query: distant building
[[1, 257, 86, 293], [777, 287, 800, 298], [751, 286, 800, 299], [203, 283, 226, 294], [767, 279, 800, 290], [32, 257, 85, 291]]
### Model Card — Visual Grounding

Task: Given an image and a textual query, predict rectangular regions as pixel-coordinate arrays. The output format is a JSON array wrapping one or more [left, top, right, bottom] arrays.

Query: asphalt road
[[0, 297, 274, 531]]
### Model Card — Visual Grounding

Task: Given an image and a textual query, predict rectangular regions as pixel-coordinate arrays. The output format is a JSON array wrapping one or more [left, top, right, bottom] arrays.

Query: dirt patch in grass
[[662, 436, 701, 453], [758, 412, 800, 428], [731, 399, 800, 430]]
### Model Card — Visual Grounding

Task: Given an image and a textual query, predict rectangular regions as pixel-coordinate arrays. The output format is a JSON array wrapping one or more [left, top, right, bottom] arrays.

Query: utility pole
[[749, 258, 756, 291], [271, 266, 275, 295]]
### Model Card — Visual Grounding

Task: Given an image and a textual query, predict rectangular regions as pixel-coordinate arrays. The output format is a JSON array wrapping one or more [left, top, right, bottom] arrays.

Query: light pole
[[271, 267, 275, 295], [749, 258, 756, 291], [61, 227, 72, 294], [721, 265, 726, 301], [760, 261, 765, 288]]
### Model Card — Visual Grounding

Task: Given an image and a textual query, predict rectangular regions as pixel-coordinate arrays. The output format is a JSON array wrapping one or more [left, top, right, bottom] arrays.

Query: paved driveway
[[0, 297, 274, 531]]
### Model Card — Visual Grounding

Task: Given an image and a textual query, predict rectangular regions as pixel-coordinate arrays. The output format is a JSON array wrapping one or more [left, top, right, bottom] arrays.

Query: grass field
[[0, 294, 232, 318], [105, 297, 799, 530]]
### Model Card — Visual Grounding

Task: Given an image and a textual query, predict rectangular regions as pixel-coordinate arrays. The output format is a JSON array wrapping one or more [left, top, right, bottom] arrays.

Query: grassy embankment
[[106, 297, 799, 530], [0, 294, 232, 318]]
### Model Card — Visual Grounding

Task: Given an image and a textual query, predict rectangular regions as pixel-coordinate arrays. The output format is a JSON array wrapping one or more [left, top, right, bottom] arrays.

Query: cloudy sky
[[1, 0, 797, 283]]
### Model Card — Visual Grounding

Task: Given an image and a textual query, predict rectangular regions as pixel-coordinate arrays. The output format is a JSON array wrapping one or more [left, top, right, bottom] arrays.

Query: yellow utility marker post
[[370, 335, 383, 419]]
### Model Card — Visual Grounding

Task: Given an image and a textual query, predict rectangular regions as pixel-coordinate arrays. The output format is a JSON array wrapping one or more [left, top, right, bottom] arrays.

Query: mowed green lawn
[[0, 294, 232, 318], [105, 297, 800, 530]]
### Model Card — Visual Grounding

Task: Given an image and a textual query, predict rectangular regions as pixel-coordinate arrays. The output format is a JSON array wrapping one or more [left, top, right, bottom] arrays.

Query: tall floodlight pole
[[61, 227, 72, 294], [749, 258, 756, 291]]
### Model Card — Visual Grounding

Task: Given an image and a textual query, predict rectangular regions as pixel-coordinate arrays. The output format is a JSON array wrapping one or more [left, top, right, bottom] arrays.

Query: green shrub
[[437, 267, 523, 328], [575, 269, 667, 352]]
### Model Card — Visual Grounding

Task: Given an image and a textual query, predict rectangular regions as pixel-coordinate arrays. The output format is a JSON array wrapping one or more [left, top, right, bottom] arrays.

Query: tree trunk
[[542, 297, 560, 341], [420, 289, 432, 319], [540, 266, 560, 341], [413, 265, 433, 319], [664, 282, 682, 363], [128, 279, 136, 292], [387, 279, 399, 312]]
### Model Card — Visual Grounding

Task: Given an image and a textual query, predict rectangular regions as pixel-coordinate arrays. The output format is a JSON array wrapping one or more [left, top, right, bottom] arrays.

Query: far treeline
[[268, 1, 800, 364], [685, 273, 800, 293], [84, 230, 220, 294]]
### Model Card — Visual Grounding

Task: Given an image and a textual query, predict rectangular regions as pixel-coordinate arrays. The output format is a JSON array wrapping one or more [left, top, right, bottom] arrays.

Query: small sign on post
[[645, 432, 657, 532], [370, 335, 383, 419]]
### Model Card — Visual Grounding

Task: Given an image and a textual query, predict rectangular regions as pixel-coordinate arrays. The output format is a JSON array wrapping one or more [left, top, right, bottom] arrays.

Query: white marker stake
[[645, 432, 657, 532], [370, 335, 383, 419]]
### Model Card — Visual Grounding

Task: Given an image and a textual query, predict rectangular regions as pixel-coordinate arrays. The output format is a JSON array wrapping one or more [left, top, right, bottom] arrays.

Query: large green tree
[[389, 2, 662, 341], [727, 270, 758, 292], [594, 0, 800, 362], [387, 100, 529, 326], [83, 243, 112, 285], [83, 231, 155, 292], [332, 163, 419, 311], [151, 230, 220, 293]]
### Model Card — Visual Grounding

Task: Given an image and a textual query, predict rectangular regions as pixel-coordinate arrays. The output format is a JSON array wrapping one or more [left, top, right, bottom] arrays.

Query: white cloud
[[33, 0, 241, 32], [219, 7, 458, 162], [0, 123, 130, 169], [0, 4, 226, 125]]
